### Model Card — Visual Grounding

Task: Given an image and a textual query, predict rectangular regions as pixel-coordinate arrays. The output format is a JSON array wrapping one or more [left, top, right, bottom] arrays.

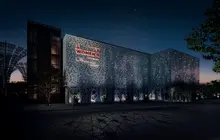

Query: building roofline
[[152, 48, 173, 54], [64, 34, 151, 55], [152, 48, 199, 60], [171, 49, 200, 60], [27, 20, 61, 31], [64, 34, 198, 60]]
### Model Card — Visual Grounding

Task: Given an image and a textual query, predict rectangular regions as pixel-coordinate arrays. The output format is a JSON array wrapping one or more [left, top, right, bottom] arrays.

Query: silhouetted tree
[[37, 66, 60, 105], [211, 80, 220, 90], [164, 85, 170, 101], [210, 80, 220, 96], [187, 82, 200, 101], [200, 83, 214, 98], [127, 83, 134, 103], [170, 81, 200, 102], [185, 0, 220, 73], [170, 81, 186, 101]]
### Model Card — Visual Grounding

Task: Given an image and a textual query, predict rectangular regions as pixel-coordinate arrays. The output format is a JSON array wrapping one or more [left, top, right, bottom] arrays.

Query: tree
[[185, 0, 220, 73], [37, 66, 60, 105], [170, 81, 200, 102], [211, 80, 220, 94], [126, 83, 135, 103], [171, 81, 184, 101], [202, 84, 214, 98]]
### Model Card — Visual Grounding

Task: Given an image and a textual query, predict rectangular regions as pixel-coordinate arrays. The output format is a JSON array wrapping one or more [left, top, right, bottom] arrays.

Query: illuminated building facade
[[63, 34, 150, 104], [0, 42, 26, 88], [27, 21, 63, 103], [150, 49, 200, 100], [63, 34, 199, 104]]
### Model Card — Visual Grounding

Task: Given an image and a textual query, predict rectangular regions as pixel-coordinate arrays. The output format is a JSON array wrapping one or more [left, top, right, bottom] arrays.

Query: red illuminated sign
[[75, 44, 100, 60], [75, 44, 100, 67]]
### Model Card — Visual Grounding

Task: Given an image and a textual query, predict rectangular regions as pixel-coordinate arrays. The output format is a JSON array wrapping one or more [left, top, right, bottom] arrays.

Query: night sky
[[1, 0, 219, 83]]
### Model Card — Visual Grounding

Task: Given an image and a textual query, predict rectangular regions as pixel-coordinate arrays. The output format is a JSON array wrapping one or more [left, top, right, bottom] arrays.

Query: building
[[63, 34, 151, 104], [27, 21, 62, 103], [63, 34, 199, 104], [0, 41, 26, 90], [150, 49, 199, 100], [26, 21, 199, 104]]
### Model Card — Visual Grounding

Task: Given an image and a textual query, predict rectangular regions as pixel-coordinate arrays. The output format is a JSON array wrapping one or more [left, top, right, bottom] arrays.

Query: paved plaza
[[4, 103, 220, 140]]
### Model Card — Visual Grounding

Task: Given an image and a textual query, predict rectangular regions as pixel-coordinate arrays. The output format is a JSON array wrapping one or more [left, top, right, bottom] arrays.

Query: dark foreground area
[[2, 98, 220, 140]]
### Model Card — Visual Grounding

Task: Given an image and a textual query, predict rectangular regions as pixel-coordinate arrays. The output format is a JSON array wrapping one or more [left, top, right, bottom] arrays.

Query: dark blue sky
[[1, 0, 219, 82]]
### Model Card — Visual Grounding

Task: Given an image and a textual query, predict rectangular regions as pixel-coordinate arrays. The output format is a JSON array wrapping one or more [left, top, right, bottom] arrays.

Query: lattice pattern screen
[[63, 34, 150, 90]]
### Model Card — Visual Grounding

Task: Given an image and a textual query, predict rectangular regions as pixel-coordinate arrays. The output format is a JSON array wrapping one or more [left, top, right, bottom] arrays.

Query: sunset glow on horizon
[[10, 70, 24, 82]]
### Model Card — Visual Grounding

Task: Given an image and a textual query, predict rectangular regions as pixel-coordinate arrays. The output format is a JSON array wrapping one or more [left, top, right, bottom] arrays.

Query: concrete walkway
[[23, 102, 182, 113]]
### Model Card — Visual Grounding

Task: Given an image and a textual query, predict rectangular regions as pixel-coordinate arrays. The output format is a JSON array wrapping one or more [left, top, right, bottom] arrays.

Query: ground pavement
[[4, 101, 220, 140]]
